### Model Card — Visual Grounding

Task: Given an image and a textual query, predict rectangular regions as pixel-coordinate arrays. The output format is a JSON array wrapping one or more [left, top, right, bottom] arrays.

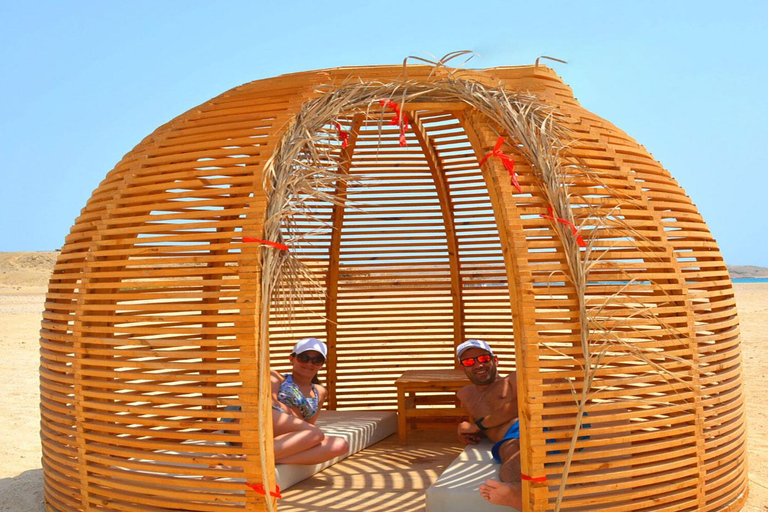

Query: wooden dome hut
[[39, 63, 749, 512]]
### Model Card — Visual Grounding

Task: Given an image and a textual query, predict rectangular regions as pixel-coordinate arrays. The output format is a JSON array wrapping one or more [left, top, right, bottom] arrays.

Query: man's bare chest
[[466, 379, 514, 415]]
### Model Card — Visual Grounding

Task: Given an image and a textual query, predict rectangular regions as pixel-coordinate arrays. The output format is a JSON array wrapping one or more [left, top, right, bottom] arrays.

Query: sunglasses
[[296, 353, 325, 365], [460, 354, 493, 367]]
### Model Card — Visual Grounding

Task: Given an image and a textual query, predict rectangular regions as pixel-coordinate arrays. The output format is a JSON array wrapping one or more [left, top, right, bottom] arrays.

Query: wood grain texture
[[40, 64, 747, 512]]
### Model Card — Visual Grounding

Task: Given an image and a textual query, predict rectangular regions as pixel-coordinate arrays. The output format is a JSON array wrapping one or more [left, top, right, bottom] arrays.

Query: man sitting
[[456, 339, 521, 509]]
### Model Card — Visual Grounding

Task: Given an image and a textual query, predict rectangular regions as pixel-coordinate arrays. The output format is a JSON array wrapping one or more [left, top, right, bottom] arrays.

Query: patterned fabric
[[277, 374, 319, 420]]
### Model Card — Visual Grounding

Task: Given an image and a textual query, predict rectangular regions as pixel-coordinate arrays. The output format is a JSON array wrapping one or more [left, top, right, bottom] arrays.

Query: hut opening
[[40, 64, 749, 512], [268, 106, 519, 404]]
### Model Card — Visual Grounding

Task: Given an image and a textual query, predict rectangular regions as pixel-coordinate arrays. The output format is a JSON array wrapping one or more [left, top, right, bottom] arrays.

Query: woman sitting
[[210, 338, 348, 474], [270, 337, 349, 464]]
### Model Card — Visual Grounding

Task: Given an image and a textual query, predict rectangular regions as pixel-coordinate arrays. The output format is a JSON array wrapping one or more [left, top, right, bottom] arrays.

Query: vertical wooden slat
[[613, 147, 707, 509], [70, 148, 154, 511], [325, 114, 365, 409], [459, 112, 546, 512], [407, 110, 466, 360]]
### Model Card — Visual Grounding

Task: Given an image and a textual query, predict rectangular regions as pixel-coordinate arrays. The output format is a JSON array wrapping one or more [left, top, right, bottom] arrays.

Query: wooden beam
[[401, 101, 469, 112], [459, 112, 542, 512], [406, 111, 465, 364], [325, 114, 365, 410]]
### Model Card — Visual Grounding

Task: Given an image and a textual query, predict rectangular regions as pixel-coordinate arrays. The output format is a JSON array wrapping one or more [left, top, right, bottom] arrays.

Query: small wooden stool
[[394, 369, 469, 444]]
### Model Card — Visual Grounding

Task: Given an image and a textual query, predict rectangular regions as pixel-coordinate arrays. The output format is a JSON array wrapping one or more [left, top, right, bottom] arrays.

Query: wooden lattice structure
[[39, 64, 748, 512]]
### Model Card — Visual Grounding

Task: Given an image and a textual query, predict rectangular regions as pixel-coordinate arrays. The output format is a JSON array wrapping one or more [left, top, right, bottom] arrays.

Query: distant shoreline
[[728, 265, 768, 279], [1, 252, 767, 282]]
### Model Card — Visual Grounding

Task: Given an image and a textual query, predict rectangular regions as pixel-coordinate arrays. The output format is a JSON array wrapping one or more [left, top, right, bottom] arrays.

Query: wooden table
[[394, 369, 470, 444]]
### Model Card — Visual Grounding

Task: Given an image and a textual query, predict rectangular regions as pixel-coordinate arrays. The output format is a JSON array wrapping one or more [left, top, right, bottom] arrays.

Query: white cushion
[[426, 440, 517, 512], [127, 410, 396, 490], [276, 410, 397, 490]]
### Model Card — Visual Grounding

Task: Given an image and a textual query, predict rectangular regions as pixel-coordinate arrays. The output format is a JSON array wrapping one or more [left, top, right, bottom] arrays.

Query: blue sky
[[2, 1, 766, 266]]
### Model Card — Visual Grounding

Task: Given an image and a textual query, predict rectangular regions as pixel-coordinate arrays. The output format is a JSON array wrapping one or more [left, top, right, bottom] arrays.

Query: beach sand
[[0, 253, 765, 511]]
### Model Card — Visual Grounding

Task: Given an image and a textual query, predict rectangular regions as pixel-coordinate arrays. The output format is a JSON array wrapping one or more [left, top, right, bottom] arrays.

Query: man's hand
[[457, 420, 483, 445]]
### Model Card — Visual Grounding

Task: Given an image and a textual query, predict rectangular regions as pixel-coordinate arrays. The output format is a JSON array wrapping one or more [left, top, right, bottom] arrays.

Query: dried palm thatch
[[261, 76, 571, 320]]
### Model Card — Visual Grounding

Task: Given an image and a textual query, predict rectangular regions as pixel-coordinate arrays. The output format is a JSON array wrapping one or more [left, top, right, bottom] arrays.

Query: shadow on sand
[[0, 468, 45, 512]]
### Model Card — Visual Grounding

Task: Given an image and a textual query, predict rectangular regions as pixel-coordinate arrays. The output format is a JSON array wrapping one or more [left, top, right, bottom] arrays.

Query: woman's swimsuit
[[275, 374, 319, 421]]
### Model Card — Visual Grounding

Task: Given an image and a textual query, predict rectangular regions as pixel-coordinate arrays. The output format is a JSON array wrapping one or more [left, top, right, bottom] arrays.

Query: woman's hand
[[286, 404, 304, 420], [307, 384, 328, 425]]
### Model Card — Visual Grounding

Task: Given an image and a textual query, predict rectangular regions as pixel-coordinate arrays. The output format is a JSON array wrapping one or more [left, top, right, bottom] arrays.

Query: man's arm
[[473, 375, 518, 430], [457, 419, 484, 444], [473, 400, 517, 430], [456, 385, 484, 444]]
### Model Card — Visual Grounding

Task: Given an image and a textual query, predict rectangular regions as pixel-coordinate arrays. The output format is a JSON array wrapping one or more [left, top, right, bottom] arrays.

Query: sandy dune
[[0, 253, 765, 511]]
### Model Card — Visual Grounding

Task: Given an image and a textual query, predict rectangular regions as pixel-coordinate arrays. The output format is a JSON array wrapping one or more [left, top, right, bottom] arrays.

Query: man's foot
[[479, 479, 523, 509]]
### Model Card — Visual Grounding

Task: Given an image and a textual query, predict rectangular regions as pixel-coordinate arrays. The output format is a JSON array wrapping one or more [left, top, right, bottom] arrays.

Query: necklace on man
[[470, 377, 499, 413]]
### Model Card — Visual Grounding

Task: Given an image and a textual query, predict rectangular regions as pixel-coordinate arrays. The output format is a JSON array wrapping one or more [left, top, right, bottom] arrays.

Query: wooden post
[[325, 114, 364, 410], [406, 110, 466, 363], [460, 112, 545, 512]]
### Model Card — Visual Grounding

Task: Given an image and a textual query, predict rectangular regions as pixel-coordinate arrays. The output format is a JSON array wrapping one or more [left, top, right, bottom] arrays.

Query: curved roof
[[40, 65, 747, 512]]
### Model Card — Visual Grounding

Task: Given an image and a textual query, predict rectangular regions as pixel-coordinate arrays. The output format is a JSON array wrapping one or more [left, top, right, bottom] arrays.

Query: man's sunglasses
[[460, 354, 493, 367], [296, 353, 325, 365]]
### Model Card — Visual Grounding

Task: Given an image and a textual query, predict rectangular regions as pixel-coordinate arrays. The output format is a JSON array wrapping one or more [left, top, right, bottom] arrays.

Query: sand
[[0, 253, 765, 511]]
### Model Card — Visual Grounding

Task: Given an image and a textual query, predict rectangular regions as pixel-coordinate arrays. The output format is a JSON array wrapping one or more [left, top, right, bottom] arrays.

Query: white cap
[[456, 339, 494, 359], [293, 337, 328, 358]]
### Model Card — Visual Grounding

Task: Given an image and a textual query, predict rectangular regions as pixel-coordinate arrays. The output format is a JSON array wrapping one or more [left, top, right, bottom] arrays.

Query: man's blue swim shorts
[[491, 419, 520, 463]]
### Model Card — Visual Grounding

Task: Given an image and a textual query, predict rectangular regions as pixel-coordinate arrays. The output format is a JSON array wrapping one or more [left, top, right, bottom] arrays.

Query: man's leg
[[499, 438, 521, 482], [479, 439, 522, 509]]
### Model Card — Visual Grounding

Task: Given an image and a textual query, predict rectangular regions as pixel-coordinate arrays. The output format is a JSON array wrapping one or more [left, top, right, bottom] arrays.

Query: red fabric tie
[[242, 237, 290, 251], [334, 122, 349, 149], [379, 99, 409, 146], [479, 136, 521, 193], [521, 473, 547, 483], [540, 206, 587, 247], [246, 483, 282, 499]]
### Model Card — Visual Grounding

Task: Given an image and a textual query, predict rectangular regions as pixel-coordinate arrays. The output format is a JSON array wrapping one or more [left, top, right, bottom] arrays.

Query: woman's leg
[[272, 410, 325, 461], [275, 435, 349, 465]]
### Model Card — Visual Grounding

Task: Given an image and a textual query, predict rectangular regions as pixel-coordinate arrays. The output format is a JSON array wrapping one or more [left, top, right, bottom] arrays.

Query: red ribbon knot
[[242, 237, 290, 251], [479, 136, 521, 193], [379, 99, 409, 146], [540, 206, 587, 247], [334, 122, 349, 149], [246, 483, 282, 499], [521, 473, 547, 483]]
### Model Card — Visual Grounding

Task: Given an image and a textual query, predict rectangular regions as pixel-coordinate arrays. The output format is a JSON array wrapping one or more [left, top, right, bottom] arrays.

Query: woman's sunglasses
[[460, 354, 493, 367], [296, 353, 325, 365]]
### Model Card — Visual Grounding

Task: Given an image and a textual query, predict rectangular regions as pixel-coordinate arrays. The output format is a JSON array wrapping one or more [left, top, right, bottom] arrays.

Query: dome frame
[[40, 65, 748, 512]]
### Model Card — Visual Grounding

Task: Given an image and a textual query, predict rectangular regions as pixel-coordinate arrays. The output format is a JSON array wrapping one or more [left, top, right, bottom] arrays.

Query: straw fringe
[[257, 71, 694, 510], [260, 77, 567, 327]]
